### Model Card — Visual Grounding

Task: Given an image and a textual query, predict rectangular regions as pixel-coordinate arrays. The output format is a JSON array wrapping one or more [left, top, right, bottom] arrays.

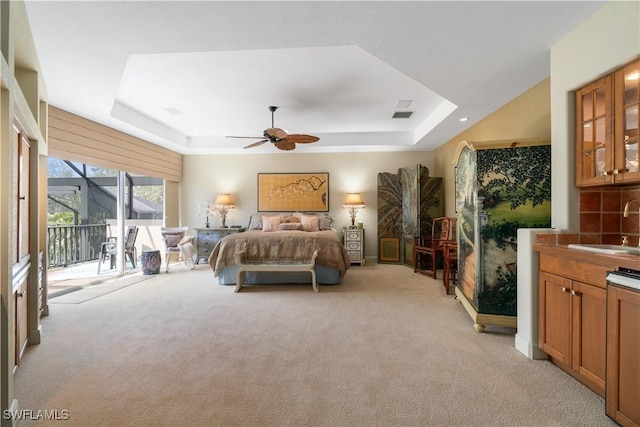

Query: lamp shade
[[343, 193, 365, 208], [214, 194, 235, 208]]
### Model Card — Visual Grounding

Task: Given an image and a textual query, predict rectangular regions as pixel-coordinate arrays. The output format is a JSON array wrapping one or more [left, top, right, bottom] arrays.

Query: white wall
[[550, 1, 640, 230], [180, 151, 435, 260]]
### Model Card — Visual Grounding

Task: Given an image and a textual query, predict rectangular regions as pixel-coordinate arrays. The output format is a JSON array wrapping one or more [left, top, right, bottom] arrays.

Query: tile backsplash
[[580, 185, 640, 246]]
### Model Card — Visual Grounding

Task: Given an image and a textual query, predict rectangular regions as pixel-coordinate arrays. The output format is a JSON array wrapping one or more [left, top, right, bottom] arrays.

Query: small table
[[195, 227, 245, 264], [141, 250, 161, 275]]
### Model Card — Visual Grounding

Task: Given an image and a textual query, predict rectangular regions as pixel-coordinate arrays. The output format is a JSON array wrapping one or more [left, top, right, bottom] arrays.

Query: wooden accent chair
[[443, 241, 458, 294], [413, 217, 457, 279], [97, 225, 139, 274]]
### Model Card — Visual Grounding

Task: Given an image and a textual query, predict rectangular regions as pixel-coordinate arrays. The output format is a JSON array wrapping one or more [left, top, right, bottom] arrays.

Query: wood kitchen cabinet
[[606, 284, 640, 427], [575, 75, 614, 187], [613, 58, 640, 184], [538, 254, 609, 397], [576, 58, 640, 186]]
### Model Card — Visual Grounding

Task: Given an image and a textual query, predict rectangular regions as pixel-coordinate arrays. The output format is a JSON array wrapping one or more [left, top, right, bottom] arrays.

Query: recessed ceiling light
[[163, 106, 183, 115], [395, 99, 412, 109], [459, 117, 468, 122]]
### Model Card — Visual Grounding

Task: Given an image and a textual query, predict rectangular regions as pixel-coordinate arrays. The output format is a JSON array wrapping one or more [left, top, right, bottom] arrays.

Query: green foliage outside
[[134, 185, 163, 205], [47, 157, 163, 225]]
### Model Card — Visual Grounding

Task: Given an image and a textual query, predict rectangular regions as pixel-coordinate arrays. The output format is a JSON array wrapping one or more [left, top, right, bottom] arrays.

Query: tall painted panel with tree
[[455, 143, 551, 322]]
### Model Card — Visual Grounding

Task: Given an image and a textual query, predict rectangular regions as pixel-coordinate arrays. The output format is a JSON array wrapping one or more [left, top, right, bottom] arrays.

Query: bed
[[207, 212, 351, 286]]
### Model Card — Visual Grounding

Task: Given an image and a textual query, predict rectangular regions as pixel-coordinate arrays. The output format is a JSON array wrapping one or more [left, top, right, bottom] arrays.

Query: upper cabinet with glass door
[[613, 59, 639, 183], [575, 75, 613, 186], [575, 58, 640, 187]]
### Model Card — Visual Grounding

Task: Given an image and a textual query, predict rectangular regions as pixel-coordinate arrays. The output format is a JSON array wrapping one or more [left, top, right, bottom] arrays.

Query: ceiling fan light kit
[[227, 106, 320, 151]]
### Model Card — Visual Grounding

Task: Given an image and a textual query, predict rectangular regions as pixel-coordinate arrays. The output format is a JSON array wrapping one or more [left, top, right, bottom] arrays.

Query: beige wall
[[550, 0, 640, 231], [180, 151, 435, 260], [164, 181, 180, 227], [432, 79, 552, 216], [432, 0, 640, 225]]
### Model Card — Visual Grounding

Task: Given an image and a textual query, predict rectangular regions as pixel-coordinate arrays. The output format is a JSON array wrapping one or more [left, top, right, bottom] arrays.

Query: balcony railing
[[47, 224, 109, 268]]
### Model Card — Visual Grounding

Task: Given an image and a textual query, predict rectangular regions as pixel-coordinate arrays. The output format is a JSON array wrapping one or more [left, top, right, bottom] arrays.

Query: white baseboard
[[515, 333, 548, 360]]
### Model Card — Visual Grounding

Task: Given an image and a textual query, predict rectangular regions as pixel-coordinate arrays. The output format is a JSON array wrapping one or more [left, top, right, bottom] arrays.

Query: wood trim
[[48, 106, 182, 182]]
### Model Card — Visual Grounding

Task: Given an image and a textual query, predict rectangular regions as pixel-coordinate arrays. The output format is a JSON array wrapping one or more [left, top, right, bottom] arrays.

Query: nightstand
[[195, 228, 244, 264], [343, 228, 365, 266]]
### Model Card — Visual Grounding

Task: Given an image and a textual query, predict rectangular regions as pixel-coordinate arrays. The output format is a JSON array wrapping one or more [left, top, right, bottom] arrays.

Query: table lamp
[[343, 193, 365, 228], [214, 194, 236, 228]]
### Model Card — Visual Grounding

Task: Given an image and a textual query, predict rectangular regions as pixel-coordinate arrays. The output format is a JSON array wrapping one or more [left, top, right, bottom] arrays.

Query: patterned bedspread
[[208, 230, 351, 277]]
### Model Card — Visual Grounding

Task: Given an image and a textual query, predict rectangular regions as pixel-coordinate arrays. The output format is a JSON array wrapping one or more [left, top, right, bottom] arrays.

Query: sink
[[568, 244, 640, 255]]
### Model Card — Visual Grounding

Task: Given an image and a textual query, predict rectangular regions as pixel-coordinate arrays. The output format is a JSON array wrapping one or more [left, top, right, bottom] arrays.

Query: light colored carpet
[[14, 263, 614, 426], [49, 275, 153, 304]]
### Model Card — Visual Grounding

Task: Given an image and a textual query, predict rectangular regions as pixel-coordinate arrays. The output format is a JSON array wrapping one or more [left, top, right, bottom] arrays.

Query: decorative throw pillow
[[179, 235, 193, 245], [262, 215, 282, 232], [317, 213, 333, 230], [248, 212, 263, 230], [279, 222, 302, 231], [281, 215, 301, 224], [299, 214, 319, 232], [163, 233, 184, 247]]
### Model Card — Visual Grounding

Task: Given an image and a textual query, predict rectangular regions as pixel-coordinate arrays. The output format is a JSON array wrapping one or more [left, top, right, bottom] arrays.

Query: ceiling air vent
[[392, 111, 413, 119]]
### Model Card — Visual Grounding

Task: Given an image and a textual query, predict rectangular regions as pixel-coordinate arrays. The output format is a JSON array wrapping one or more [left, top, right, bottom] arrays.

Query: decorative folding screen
[[377, 164, 443, 265]]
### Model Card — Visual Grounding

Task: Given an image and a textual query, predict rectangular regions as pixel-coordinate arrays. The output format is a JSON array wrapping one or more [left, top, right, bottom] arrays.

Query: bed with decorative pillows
[[208, 212, 351, 286]]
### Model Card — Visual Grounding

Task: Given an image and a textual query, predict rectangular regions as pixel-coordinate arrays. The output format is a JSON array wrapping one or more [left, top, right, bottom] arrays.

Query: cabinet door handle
[[561, 287, 567, 293], [570, 289, 578, 296]]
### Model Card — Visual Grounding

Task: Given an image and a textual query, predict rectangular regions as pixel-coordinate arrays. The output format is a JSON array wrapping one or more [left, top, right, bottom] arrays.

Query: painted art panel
[[257, 173, 329, 212]]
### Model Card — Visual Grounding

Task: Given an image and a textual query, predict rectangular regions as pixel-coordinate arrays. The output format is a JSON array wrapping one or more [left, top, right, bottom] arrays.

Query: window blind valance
[[47, 106, 182, 182]]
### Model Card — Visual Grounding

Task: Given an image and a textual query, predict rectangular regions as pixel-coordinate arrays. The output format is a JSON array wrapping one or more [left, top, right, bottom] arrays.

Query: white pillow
[[262, 215, 282, 232], [299, 214, 319, 232]]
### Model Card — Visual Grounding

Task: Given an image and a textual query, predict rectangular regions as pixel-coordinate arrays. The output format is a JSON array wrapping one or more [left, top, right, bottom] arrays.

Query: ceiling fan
[[226, 106, 319, 151]]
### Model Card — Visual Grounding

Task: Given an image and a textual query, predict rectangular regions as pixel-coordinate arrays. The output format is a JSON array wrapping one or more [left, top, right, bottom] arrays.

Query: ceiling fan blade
[[264, 127, 288, 139], [243, 139, 268, 149], [274, 140, 296, 151], [285, 134, 319, 144], [226, 136, 264, 139]]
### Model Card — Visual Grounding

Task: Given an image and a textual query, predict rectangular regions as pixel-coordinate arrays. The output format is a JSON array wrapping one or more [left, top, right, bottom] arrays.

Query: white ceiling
[[24, 1, 607, 155]]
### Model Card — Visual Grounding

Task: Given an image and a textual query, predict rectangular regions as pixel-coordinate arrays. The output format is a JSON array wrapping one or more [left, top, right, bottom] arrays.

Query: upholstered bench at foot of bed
[[234, 250, 319, 293]]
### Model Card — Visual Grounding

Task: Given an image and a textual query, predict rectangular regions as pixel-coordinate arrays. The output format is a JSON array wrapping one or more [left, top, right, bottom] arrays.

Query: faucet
[[623, 198, 640, 248]]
